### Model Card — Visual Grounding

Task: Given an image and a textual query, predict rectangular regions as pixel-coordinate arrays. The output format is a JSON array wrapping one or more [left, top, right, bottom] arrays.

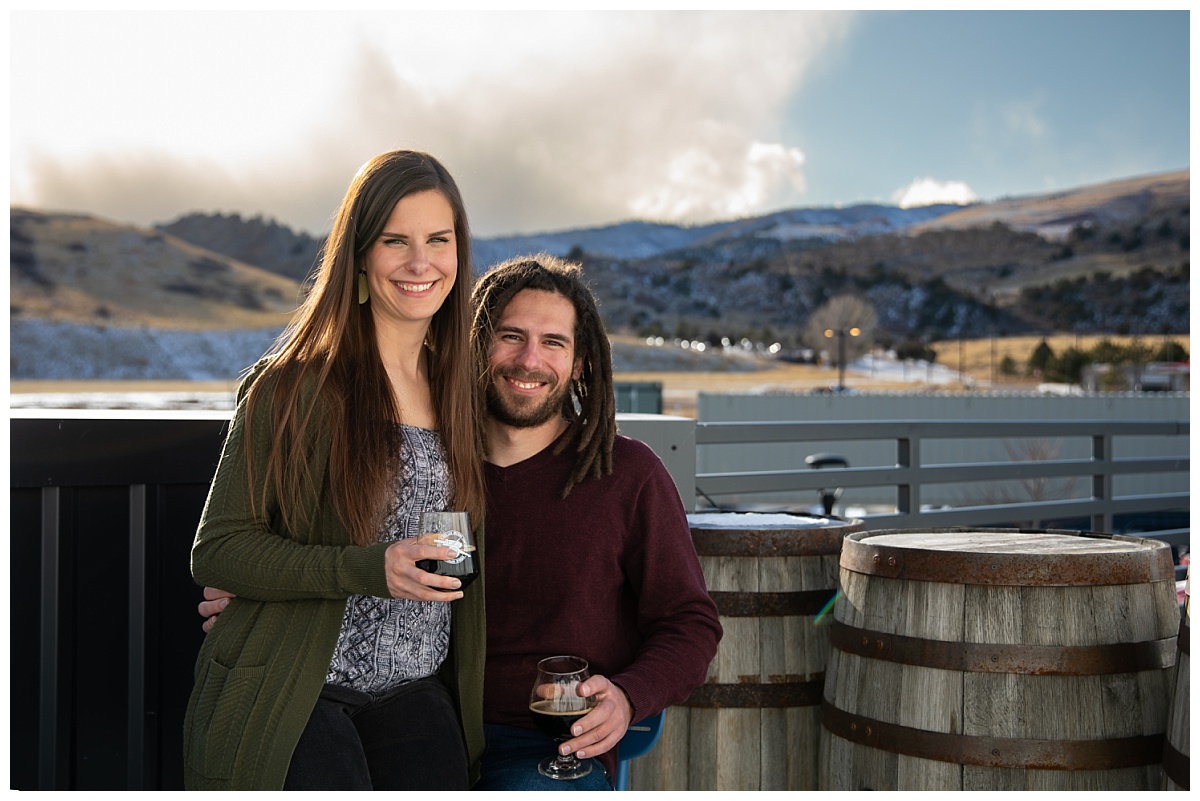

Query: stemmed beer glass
[[528, 655, 597, 780]]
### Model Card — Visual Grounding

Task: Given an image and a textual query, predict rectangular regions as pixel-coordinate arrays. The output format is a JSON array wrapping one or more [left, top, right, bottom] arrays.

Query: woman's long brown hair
[[243, 150, 485, 545]]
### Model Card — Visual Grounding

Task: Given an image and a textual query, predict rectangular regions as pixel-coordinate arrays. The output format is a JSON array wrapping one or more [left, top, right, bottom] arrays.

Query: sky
[[8, 9, 1192, 239]]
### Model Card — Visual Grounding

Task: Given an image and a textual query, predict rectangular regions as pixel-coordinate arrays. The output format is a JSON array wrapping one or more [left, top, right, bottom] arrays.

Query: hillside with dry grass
[[11, 208, 303, 329]]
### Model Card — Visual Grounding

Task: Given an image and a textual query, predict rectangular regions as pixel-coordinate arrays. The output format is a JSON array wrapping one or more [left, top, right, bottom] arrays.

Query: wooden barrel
[[628, 511, 863, 791], [1163, 564, 1189, 790], [819, 528, 1179, 791]]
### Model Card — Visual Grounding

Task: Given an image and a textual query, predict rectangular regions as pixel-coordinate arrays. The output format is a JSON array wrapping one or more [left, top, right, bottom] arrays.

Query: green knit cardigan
[[182, 365, 486, 789]]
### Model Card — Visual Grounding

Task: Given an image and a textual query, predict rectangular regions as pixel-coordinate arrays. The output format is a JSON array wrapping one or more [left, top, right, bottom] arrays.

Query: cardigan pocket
[[189, 657, 265, 781]]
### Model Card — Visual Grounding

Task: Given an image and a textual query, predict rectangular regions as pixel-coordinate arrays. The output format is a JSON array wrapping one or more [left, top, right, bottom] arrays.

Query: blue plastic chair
[[614, 710, 665, 791]]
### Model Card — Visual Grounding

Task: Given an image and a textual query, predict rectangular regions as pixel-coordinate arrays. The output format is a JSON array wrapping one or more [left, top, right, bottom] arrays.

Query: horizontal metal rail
[[695, 419, 1190, 444], [695, 419, 1190, 545], [697, 458, 1189, 495]]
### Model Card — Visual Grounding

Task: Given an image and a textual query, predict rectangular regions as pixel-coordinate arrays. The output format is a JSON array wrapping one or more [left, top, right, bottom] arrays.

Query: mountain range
[[10, 169, 1189, 380]]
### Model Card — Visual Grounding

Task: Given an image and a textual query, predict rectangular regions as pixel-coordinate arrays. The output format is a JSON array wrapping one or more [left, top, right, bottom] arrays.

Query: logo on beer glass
[[434, 530, 469, 564]]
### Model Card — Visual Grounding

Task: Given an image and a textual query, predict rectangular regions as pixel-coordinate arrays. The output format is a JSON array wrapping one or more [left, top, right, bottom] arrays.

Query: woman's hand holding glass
[[384, 537, 464, 601], [198, 530, 464, 633]]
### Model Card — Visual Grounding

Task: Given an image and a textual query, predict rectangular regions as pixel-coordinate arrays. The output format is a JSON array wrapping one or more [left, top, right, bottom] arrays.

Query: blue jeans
[[476, 723, 613, 791]]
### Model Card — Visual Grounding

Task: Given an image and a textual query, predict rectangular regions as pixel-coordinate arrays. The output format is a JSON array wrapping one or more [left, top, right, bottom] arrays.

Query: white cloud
[[11, 10, 855, 236], [1001, 96, 1049, 140], [891, 178, 978, 209], [628, 141, 806, 221], [326, 11, 850, 234]]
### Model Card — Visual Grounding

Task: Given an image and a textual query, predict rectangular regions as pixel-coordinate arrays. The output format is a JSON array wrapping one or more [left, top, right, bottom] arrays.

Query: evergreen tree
[[1090, 338, 1124, 364], [1028, 339, 1055, 375], [1154, 339, 1188, 363], [1054, 347, 1090, 384]]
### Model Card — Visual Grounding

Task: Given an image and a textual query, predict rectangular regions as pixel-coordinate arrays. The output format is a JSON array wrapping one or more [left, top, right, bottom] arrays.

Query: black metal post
[[825, 326, 859, 392], [837, 329, 846, 392]]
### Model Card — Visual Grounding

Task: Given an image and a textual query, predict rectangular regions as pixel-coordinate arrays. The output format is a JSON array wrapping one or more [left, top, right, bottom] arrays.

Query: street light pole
[[824, 326, 860, 392]]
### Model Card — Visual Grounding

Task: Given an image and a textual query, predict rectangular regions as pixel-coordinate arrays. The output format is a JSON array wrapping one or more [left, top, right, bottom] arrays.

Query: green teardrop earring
[[357, 270, 369, 304]]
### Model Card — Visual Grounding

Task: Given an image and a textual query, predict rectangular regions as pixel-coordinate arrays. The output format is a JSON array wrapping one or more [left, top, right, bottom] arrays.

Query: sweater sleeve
[[190, 367, 393, 601], [608, 445, 722, 721]]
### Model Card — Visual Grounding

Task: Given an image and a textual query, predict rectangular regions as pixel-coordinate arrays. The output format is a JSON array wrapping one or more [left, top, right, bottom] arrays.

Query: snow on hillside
[[473, 220, 725, 266], [472, 204, 963, 267], [9, 320, 766, 381], [10, 320, 284, 380]]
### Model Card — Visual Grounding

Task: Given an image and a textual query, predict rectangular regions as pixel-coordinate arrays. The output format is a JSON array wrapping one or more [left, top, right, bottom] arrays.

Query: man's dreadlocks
[[471, 254, 616, 498]]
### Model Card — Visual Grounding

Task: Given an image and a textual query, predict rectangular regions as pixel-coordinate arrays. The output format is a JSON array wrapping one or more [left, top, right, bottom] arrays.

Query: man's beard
[[486, 370, 572, 429]]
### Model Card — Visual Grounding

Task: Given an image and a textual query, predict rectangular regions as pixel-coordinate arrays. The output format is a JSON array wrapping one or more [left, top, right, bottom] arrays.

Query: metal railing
[[694, 419, 1189, 549]]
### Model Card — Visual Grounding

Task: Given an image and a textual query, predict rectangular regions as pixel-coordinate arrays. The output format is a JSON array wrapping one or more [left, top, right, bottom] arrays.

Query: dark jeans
[[475, 723, 612, 791], [283, 676, 468, 790]]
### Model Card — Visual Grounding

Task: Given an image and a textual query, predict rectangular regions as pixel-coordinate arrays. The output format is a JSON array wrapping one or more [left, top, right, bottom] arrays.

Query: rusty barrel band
[[690, 525, 851, 557], [685, 679, 823, 708], [1162, 738, 1190, 790], [830, 619, 1177, 675], [710, 589, 836, 617], [840, 529, 1175, 586], [821, 700, 1164, 770]]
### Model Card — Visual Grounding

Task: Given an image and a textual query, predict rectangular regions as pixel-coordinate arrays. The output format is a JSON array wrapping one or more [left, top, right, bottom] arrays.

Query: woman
[[183, 150, 486, 790]]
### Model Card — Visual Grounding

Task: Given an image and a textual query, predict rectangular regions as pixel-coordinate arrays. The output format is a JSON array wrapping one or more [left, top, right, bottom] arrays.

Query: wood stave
[[1162, 565, 1189, 791]]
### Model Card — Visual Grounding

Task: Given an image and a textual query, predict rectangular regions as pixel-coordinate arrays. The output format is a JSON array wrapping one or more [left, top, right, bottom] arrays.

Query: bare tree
[[806, 294, 878, 365], [955, 438, 1081, 528]]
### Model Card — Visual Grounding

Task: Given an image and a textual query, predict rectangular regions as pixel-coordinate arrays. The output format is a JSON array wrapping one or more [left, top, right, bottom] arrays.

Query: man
[[467, 255, 722, 789], [201, 254, 722, 790]]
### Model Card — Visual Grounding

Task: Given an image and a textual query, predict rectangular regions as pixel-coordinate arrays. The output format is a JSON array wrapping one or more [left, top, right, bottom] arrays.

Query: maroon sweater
[[482, 432, 722, 778]]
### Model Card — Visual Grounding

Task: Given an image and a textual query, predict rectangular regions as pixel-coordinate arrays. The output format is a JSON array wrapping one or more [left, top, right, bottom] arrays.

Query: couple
[[184, 150, 721, 790]]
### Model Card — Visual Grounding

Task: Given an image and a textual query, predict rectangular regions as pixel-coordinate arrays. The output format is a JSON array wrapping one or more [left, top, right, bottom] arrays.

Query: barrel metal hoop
[[685, 679, 823, 708], [711, 589, 836, 617], [830, 619, 1178, 675], [840, 529, 1175, 586], [1162, 737, 1191, 790], [820, 700, 1165, 770], [691, 526, 848, 557]]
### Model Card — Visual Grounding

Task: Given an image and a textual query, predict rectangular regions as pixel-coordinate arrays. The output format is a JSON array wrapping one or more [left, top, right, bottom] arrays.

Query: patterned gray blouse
[[326, 424, 453, 697]]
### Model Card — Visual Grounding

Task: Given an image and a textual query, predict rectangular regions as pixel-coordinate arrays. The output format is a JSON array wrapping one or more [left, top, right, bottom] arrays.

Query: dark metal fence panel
[[11, 415, 230, 488], [10, 414, 226, 790], [11, 487, 45, 790], [148, 482, 219, 788]]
